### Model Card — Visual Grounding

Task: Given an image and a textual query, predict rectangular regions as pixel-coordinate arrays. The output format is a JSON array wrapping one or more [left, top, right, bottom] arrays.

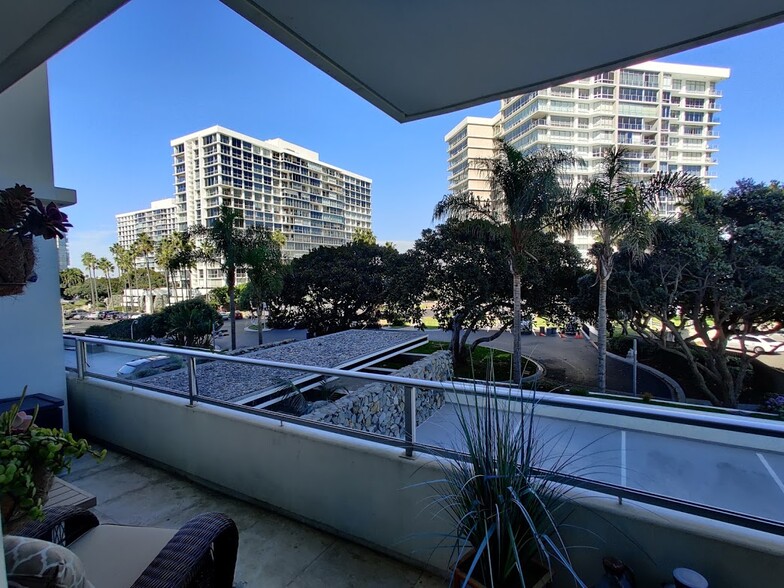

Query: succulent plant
[[0, 184, 71, 240]]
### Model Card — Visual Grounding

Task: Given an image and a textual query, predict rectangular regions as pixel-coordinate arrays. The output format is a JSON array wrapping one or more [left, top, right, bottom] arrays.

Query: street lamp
[[130, 319, 139, 340]]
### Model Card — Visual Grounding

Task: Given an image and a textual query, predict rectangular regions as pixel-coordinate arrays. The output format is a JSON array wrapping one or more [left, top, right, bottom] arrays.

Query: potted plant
[[0, 184, 71, 296], [432, 383, 586, 588], [0, 388, 105, 532]]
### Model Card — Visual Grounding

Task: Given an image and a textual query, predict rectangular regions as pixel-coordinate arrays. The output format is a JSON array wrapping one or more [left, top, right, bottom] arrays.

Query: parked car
[[116, 355, 182, 379], [235, 311, 243, 320], [726, 334, 782, 354]]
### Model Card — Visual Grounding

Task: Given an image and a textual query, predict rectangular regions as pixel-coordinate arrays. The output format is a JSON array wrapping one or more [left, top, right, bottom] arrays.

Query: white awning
[[221, 0, 784, 121], [2, 1, 782, 121]]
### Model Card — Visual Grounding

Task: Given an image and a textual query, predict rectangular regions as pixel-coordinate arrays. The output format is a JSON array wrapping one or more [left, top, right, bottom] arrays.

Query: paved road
[[213, 319, 307, 350], [422, 328, 672, 398]]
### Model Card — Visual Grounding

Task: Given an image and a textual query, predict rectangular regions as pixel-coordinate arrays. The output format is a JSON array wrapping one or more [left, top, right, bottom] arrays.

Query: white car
[[726, 334, 782, 355]]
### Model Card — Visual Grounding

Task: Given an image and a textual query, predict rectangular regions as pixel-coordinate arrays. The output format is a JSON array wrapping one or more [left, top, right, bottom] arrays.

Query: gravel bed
[[139, 330, 425, 402]]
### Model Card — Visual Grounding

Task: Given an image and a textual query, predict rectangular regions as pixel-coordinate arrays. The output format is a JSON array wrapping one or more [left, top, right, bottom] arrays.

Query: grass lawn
[[408, 342, 536, 380]]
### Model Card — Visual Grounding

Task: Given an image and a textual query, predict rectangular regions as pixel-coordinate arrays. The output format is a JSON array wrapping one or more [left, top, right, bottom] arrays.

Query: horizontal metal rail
[[63, 334, 784, 438], [62, 335, 784, 537]]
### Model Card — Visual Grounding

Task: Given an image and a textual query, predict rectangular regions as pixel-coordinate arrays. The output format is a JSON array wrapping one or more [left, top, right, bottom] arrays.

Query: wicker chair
[[15, 506, 239, 588]]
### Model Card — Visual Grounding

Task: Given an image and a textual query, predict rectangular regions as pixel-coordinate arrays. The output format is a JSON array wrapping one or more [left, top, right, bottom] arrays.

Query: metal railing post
[[76, 340, 86, 379], [187, 356, 198, 406], [404, 386, 416, 458]]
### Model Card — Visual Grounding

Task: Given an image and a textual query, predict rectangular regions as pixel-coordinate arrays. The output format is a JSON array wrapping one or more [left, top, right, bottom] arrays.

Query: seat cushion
[[68, 524, 177, 588], [4, 535, 93, 588]]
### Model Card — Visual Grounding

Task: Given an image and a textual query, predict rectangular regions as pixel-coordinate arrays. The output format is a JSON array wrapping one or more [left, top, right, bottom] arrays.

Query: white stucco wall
[[0, 64, 74, 422]]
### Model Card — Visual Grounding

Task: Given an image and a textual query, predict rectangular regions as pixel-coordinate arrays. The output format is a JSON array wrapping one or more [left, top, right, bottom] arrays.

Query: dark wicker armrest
[[132, 512, 239, 588], [14, 506, 99, 546]]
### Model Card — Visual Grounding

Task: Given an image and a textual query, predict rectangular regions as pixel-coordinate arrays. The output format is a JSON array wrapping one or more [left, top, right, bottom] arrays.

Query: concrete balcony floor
[[63, 449, 444, 588]]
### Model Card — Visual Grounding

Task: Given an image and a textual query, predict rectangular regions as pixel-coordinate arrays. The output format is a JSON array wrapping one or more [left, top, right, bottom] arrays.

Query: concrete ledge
[[68, 376, 784, 587]]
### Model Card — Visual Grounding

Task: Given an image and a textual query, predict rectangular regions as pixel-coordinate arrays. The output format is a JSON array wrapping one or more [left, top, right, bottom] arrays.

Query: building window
[[685, 80, 706, 93]]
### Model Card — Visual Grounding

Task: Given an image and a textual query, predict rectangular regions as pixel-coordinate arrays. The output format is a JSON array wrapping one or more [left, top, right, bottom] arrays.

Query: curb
[[583, 324, 686, 402]]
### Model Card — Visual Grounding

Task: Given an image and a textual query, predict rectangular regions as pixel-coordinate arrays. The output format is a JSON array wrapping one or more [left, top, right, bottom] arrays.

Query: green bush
[[86, 313, 164, 341], [86, 298, 221, 349], [161, 298, 222, 348]]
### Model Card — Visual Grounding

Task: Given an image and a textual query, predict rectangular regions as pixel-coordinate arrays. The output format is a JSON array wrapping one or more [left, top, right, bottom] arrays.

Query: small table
[[45, 477, 97, 510]]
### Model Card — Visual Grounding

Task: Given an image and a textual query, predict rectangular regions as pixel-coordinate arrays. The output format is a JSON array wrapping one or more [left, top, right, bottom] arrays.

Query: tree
[[568, 146, 701, 393], [434, 141, 576, 383], [413, 220, 510, 369], [612, 180, 784, 407], [133, 233, 155, 312], [352, 227, 377, 246], [80, 252, 98, 307], [244, 229, 285, 344], [270, 242, 394, 336], [155, 235, 177, 304], [110, 243, 134, 312], [192, 206, 245, 350], [96, 257, 114, 309], [171, 232, 197, 301], [414, 220, 585, 371], [59, 267, 84, 296]]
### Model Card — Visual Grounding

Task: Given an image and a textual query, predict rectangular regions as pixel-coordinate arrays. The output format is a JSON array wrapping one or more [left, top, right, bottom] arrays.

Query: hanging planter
[[0, 184, 71, 297]]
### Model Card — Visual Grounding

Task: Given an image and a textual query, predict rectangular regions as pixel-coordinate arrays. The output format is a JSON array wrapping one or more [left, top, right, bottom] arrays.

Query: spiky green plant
[[431, 382, 587, 588]]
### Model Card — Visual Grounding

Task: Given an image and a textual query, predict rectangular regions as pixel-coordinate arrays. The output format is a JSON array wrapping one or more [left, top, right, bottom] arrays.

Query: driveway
[[422, 328, 672, 398]]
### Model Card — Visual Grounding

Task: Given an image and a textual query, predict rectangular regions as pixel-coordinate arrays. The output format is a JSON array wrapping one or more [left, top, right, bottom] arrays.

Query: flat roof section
[[138, 330, 427, 404]]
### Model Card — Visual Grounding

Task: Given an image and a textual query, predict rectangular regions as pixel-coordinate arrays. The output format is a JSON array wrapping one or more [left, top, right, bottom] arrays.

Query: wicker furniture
[[14, 506, 239, 588]]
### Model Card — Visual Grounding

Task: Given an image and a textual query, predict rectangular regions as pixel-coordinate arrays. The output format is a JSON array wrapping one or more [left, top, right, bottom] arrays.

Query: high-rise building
[[445, 61, 730, 255], [170, 126, 372, 261], [445, 115, 500, 204], [115, 127, 373, 294], [55, 236, 70, 271], [115, 198, 177, 267]]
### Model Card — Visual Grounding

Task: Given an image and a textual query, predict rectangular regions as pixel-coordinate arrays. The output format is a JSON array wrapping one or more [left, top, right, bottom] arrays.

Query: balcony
[[57, 335, 784, 587], [63, 448, 441, 586]]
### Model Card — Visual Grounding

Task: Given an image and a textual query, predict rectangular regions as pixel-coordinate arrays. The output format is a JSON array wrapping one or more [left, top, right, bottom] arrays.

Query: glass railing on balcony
[[62, 334, 784, 537]]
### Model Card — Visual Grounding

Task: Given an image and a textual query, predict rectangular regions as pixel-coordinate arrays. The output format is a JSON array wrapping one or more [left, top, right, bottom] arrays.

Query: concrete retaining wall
[[301, 351, 452, 438]]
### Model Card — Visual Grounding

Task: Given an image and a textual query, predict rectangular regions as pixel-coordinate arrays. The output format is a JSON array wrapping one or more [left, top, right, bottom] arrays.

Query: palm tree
[[96, 258, 114, 309], [155, 235, 177, 304], [134, 232, 155, 313], [110, 243, 133, 312], [81, 252, 98, 307], [171, 231, 197, 302], [244, 229, 285, 344], [59, 267, 84, 293], [569, 146, 702, 393], [193, 206, 246, 350], [434, 141, 576, 383]]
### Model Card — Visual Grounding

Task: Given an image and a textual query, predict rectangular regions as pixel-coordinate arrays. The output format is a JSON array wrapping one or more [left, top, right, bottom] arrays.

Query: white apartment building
[[172, 126, 371, 245], [445, 61, 730, 254], [115, 197, 177, 267], [169, 126, 372, 290]]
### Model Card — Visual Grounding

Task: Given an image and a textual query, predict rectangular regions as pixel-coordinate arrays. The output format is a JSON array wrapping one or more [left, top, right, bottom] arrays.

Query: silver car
[[117, 355, 181, 379]]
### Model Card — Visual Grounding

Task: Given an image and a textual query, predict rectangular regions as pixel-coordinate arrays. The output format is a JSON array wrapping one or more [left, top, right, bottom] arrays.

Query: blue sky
[[47, 0, 784, 269]]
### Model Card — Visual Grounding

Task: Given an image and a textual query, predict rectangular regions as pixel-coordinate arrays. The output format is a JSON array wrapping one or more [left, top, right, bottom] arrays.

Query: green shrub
[[86, 298, 221, 349]]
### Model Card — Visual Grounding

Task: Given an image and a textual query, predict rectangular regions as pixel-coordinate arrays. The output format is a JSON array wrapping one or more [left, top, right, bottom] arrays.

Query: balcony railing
[[63, 335, 784, 538]]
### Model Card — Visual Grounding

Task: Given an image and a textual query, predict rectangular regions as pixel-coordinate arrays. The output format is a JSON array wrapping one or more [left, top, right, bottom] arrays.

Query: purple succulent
[[25, 198, 72, 240]]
